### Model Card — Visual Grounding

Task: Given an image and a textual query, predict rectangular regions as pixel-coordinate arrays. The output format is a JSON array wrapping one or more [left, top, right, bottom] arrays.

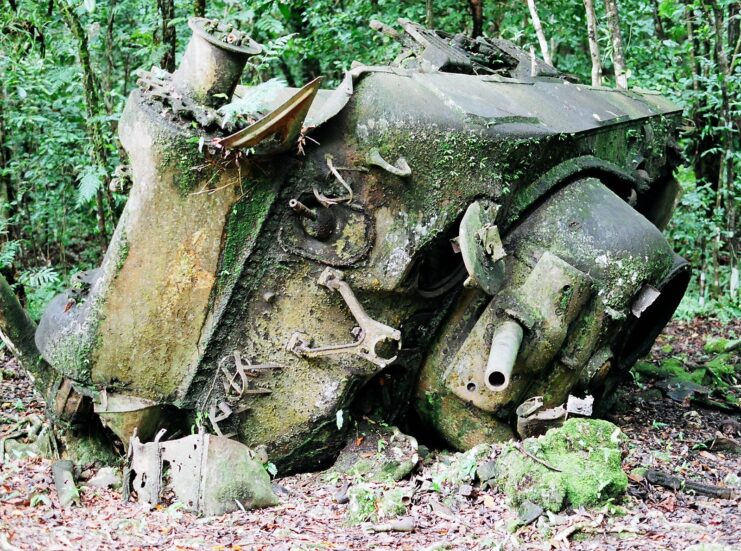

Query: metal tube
[[289, 199, 318, 221], [484, 320, 523, 392], [171, 18, 261, 108]]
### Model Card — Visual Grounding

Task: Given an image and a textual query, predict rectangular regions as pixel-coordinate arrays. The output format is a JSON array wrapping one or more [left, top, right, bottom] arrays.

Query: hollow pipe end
[[188, 17, 262, 56], [485, 370, 509, 392]]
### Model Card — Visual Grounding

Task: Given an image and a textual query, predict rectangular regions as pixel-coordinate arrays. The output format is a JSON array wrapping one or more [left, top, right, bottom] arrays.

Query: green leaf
[[0, 240, 21, 270], [77, 166, 103, 207], [20, 266, 60, 290], [276, 1, 292, 21], [83, 0, 95, 13], [30, 494, 52, 507]]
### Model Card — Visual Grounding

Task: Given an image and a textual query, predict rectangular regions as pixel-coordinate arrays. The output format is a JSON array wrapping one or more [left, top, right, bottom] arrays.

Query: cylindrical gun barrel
[[485, 320, 523, 392]]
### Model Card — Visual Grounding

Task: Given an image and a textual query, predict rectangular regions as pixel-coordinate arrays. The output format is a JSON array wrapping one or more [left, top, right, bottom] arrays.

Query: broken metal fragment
[[203, 351, 281, 436], [516, 394, 595, 438], [52, 460, 80, 508], [126, 430, 278, 516], [216, 77, 322, 154], [516, 396, 566, 438], [458, 200, 505, 294], [94, 393, 165, 448], [631, 284, 661, 318], [566, 394, 594, 417]]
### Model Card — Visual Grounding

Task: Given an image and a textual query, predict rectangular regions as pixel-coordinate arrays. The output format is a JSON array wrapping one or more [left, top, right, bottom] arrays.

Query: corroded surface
[[33, 19, 689, 471]]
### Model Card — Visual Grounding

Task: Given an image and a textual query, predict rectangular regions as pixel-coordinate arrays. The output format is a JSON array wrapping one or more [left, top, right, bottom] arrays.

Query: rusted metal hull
[[33, 19, 688, 470]]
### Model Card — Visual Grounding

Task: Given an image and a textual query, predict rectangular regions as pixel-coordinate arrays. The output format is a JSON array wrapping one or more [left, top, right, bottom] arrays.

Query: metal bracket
[[458, 200, 505, 294], [287, 268, 401, 368], [367, 147, 412, 177]]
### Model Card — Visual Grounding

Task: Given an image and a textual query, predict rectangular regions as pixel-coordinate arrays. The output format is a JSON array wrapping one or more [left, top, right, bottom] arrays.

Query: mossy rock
[[427, 443, 495, 492], [633, 358, 705, 385], [346, 482, 412, 525], [495, 419, 627, 512], [64, 431, 121, 467], [328, 423, 419, 484]]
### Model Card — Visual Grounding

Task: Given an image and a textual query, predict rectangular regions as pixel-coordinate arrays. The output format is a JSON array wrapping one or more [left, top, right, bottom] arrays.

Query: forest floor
[[0, 319, 739, 551]]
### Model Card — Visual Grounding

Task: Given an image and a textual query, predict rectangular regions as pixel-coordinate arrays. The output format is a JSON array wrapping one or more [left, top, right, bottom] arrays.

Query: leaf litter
[[0, 319, 738, 550]]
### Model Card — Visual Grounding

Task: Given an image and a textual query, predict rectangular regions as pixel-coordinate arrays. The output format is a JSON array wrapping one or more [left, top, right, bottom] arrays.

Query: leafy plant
[[18, 266, 62, 320]]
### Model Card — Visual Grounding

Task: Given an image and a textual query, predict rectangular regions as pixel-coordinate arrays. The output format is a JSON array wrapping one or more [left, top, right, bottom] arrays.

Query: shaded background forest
[[0, 0, 738, 321]]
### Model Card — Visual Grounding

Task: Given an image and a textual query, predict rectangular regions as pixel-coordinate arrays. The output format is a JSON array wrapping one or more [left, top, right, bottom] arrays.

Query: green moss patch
[[633, 358, 705, 385], [633, 353, 738, 408], [495, 419, 628, 513], [346, 482, 413, 525]]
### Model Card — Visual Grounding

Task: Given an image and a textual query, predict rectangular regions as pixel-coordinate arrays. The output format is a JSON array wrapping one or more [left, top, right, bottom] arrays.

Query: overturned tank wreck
[[9, 19, 689, 476]]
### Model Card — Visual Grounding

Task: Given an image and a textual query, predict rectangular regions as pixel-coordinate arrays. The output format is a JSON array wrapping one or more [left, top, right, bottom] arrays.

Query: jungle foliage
[[0, 0, 738, 320]]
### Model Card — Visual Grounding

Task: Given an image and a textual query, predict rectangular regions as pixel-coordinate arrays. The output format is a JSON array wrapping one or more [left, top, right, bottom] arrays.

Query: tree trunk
[[103, 0, 116, 111], [604, 0, 628, 88], [488, 2, 507, 36], [279, 59, 297, 88], [56, 0, 109, 251], [683, 0, 718, 190], [0, 273, 57, 398], [469, 0, 483, 38], [650, 0, 665, 38], [685, 2, 700, 93], [282, 5, 322, 81], [526, 0, 552, 65], [194, 0, 206, 17], [708, 0, 735, 297], [158, 0, 177, 73], [103, 0, 124, 220], [426, 0, 433, 28], [0, 86, 11, 227], [583, 0, 602, 86]]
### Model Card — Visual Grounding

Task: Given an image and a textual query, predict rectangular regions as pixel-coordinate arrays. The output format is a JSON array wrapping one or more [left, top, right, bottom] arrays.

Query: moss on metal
[[28, 21, 688, 475], [160, 136, 204, 197], [216, 179, 277, 293]]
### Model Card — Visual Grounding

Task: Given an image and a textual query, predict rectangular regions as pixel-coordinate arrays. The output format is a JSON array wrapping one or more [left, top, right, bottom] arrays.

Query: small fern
[[0, 240, 21, 269], [76, 165, 105, 207], [20, 266, 60, 290], [19, 266, 63, 321]]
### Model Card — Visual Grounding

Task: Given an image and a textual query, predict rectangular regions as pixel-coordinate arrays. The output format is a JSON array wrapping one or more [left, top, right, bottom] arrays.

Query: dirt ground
[[0, 319, 739, 550]]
